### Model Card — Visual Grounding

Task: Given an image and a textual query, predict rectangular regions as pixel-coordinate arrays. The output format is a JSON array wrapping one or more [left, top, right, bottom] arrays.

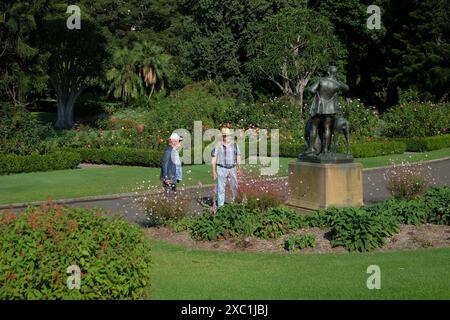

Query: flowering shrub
[[338, 98, 381, 138], [385, 162, 431, 200], [236, 173, 287, 211], [143, 192, 192, 225], [381, 102, 450, 138], [0, 202, 152, 299]]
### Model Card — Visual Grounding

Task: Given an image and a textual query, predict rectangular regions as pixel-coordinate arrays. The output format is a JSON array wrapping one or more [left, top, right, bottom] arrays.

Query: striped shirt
[[211, 143, 241, 167]]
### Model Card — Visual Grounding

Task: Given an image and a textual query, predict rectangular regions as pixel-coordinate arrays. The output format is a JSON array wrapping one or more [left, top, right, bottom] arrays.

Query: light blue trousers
[[217, 166, 239, 207]]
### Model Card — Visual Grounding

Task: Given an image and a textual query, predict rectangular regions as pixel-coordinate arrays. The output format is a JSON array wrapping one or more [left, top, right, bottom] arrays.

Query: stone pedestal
[[287, 161, 363, 211]]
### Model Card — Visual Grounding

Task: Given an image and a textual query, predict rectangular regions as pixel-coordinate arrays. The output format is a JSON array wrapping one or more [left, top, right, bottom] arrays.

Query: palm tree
[[134, 42, 172, 98], [106, 48, 143, 104]]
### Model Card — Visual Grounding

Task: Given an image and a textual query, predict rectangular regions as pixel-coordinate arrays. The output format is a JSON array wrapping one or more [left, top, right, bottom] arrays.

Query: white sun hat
[[169, 132, 183, 141]]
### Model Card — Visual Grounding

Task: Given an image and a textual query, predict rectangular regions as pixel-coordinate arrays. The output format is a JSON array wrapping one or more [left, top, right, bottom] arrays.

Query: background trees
[[387, 0, 450, 103], [0, 0, 449, 127], [40, 16, 109, 129], [0, 0, 49, 106], [107, 48, 143, 104], [247, 7, 346, 112]]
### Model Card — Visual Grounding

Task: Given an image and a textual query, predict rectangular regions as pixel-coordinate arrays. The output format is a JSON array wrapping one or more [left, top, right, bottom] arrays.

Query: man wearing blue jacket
[[160, 132, 183, 196]]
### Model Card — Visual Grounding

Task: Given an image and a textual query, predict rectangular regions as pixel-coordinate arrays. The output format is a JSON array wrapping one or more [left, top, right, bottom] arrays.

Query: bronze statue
[[332, 116, 350, 155], [306, 66, 349, 154], [301, 66, 353, 163]]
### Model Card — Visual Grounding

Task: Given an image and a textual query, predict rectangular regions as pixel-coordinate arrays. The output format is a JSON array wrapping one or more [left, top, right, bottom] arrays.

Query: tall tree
[[135, 42, 173, 98], [309, 0, 387, 108], [247, 8, 346, 111], [387, 0, 450, 103], [180, 0, 307, 98], [106, 48, 143, 104], [40, 16, 109, 129], [0, 0, 49, 105]]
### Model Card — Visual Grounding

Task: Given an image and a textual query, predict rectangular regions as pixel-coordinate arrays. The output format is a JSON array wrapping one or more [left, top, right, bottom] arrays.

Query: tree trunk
[[55, 101, 67, 129], [54, 92, 77, 129]]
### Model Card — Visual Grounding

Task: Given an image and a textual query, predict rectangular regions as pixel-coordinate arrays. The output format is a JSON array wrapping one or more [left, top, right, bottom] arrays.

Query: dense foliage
[[0, 203, 152, 299], [283, 234, 316, 251], [381, 102, 450, 138], [0, 103, 54, 155], [0, 151, 81, 175]]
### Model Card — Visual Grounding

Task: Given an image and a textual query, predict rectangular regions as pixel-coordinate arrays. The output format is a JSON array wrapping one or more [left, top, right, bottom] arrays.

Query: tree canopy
[[1, 0, 449, 119]]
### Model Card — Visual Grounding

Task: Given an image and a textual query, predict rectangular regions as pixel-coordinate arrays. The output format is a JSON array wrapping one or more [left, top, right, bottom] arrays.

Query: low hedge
[[0, 151, 81, 175], [277, 140, 406, 158], [349, 141, 406, 158], [66, 147, 164, 167], [0, 203, 152, 299], [401, 134, 450, 152]]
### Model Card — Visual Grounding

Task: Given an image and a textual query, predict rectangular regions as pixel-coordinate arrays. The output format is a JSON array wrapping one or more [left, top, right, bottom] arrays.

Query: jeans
[[216, 166, 238, 207]]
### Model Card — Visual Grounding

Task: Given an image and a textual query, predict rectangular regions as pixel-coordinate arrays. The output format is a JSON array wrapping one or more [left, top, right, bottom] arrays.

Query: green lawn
[[1, 148, 449, 205], [149, 240, 450, 299]]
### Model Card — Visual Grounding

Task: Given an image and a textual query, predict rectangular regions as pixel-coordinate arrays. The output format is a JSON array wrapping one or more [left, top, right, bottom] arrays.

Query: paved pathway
[[8, 159, 450, 225]]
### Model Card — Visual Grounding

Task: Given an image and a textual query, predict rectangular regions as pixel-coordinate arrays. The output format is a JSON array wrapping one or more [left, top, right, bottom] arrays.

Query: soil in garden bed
[[145, 224, 450, 254]]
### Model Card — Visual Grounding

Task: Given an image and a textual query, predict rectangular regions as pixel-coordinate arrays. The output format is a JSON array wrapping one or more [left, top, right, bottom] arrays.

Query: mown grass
[[149, 240, 450, 300]]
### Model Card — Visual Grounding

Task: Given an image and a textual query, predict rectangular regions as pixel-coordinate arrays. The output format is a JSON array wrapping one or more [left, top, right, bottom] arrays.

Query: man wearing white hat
[[211, 127, 242, 208], [160, 132, 183, 196]]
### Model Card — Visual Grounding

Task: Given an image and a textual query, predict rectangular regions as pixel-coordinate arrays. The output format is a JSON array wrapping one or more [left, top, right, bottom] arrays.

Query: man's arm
[[211, 146, 217, 180], [237, 155, 242, 176], [236, 145, 242, 176], [211, 156, 217, 180]]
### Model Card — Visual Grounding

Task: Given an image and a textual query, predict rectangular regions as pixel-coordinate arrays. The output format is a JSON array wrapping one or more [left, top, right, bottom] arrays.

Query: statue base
[[298, 152, 354, 164], [287, 161, 363, 211]]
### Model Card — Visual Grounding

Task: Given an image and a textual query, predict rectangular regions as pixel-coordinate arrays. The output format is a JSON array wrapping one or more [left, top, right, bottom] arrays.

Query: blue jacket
[[160, 146, 177, 182]]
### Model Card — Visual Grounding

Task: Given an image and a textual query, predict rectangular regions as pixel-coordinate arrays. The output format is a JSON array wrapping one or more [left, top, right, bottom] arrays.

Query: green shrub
[[402, 134, 450, 152], [188, 204, 303, 241], [338, 98, 381, 138], [368, 199, 430, 225], [381, 102, 450, 138], [283, 234, 316, 251], [57, 124, 165, 151], [423, 187, 450, 225], [350, 140, 406, 158], [140, 82, 236, 133], [305, 207, 341, 228], [329, 208, 400, 252], [0, 202, 152, 299], [0, 151, 81, 175], [0, 103, 56, 155], [223, 97, 305, 134], [166, 216, 196, 233], [277, 140, 406, 158], [279, 144, 303, 157], [67, 147, 163, 167]]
